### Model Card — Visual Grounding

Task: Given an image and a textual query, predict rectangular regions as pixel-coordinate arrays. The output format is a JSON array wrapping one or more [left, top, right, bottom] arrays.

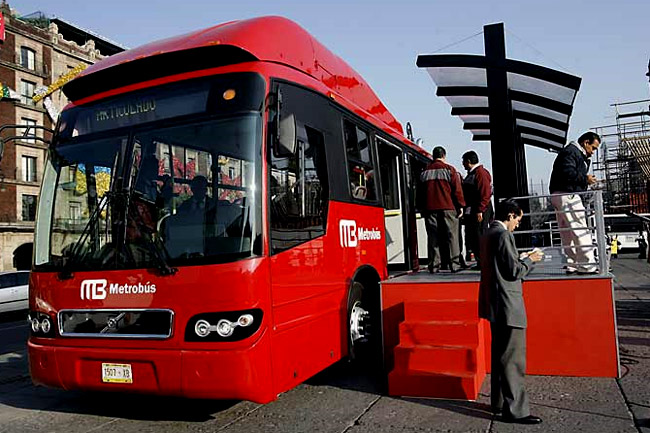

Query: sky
[[13, 0, 650, 191]]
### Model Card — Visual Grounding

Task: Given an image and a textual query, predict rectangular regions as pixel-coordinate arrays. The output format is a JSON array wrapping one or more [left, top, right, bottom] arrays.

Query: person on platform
[[420, 146, 465, 273], [549, 131, 600, 274], [461, 150, 494, 270], [479, 199, 543, 425]]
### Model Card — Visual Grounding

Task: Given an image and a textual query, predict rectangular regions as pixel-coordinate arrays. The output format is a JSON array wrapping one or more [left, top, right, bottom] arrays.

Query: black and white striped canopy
[[417, 54, 581, 152]]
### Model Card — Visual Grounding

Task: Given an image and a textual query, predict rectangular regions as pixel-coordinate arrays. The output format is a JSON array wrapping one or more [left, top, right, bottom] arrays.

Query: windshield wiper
[[59, 193, 111, 280]]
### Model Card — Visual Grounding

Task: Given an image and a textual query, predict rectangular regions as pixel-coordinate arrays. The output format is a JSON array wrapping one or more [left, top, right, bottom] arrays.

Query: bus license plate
[[101, 363, 133, 383]]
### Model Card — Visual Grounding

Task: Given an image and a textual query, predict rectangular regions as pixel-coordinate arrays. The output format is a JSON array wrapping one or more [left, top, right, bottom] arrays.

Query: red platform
[[381, 271, 619, 400]]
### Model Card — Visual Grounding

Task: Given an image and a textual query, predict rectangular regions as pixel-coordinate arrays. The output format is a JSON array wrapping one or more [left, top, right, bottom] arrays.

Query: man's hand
[[528, 250, 544, 262], [457, 208, 464, 219], [587, 174, 598, 185], [476, 212, 483, 223]]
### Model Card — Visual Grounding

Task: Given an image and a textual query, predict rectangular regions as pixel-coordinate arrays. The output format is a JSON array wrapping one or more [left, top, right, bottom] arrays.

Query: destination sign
[[56, 73, 266, 141], [70, 81, 211, 136]]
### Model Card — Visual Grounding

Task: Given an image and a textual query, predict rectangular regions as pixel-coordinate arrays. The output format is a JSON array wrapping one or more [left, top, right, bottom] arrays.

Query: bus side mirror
[[276, 113, 297, 157], [270, 90, 296, 157]]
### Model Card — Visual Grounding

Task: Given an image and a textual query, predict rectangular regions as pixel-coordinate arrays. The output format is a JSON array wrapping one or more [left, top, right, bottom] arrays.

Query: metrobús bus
[[604, 213, 649, 250], [28, 16, 431, 403]]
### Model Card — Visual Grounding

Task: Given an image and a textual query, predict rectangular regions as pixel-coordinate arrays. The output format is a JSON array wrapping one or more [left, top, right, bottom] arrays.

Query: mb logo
[[80, 279, 108, 300], [339, 219, 358, 248]]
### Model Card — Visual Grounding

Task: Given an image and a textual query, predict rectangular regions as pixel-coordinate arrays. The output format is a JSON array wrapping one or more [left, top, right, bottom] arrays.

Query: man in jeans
[[549, 132, 600, 274], [420, 146, 465, 273]]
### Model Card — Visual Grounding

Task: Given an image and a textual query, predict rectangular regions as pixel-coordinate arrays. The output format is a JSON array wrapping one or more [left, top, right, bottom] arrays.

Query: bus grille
[[58, 309, 174, 339]]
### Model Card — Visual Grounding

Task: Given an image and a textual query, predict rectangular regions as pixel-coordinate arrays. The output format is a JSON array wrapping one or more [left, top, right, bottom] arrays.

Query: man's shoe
[[565, 269, 577, 275], [502, 415, 542, 425], [470, 264, 481, 271]]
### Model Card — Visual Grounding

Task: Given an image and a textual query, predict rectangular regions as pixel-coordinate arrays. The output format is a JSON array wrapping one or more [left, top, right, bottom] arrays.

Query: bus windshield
[[35, 115, 262, 272]]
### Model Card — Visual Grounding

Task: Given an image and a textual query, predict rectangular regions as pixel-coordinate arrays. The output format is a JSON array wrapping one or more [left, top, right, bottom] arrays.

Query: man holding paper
[[479, 199, 543, 425]]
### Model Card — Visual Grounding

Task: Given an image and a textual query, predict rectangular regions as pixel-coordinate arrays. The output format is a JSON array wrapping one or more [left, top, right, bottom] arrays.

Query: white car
[[0, 271, 29, 314]]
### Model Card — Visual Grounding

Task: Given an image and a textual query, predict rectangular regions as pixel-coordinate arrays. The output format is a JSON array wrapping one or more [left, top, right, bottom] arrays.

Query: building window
[[21, 118, 37, 144], [20, 47, 36, 70], [20, 80, 36, 106], [22, 195, 37, 221], [22, 156, 37, 182], [69, 201, 81, 222]]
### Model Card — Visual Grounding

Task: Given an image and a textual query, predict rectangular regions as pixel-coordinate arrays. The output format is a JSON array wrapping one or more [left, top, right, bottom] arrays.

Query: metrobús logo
[[339, 219, 382, 248], [80, 279, 157, 300]]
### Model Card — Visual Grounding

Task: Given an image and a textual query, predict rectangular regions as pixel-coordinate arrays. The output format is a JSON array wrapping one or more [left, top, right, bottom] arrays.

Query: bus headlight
[[31, 317, 40, 333], [195, 320, 211, 337], [40, 318, 52, 334], [238, 314, 254, 327], [185, 309, 263, 342], [28, 312, 56, 338], [216, 319, 235, 337]]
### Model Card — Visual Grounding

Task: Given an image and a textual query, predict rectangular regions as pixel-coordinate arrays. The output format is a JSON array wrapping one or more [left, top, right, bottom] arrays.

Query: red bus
[[28, 16, 430, 403]]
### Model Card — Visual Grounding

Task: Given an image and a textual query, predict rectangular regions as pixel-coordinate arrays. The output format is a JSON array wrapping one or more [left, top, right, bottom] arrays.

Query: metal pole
[[594, 191, 609, 275]]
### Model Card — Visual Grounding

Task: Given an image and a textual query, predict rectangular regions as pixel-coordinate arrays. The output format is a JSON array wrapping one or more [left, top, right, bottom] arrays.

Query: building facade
[[0, 2, 124, 270]]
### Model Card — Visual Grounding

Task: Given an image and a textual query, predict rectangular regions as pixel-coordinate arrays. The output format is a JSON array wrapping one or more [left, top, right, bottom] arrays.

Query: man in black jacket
[[549, 132, 600, 274]]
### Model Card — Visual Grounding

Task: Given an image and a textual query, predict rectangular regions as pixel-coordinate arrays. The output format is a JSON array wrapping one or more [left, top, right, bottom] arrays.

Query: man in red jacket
[[420, 146, 466, 273], [462, 150, 494, 269]]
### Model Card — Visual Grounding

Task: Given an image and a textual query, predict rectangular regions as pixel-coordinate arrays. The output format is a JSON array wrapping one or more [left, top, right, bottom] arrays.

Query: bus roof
[[63, 16, 425, 154]]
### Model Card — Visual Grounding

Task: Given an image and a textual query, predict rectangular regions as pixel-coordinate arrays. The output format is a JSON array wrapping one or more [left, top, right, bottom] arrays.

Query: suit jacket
[[479, 221, 532, 328]]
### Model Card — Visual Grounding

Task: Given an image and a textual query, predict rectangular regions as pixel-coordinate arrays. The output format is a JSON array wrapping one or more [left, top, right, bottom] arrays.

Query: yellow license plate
[[101, 363, 133, 383]]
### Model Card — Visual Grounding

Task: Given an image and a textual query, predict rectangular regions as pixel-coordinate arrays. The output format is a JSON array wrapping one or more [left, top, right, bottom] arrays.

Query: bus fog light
[[216, 319, 235, 337], [40, 318, 51, 334], [238, 314, 254, 327], [31, 318, 40, 333], [195, 320, 211, 337]]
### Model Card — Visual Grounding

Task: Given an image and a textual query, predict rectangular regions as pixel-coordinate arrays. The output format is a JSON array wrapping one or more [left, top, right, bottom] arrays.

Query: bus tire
[[346, 280, 382, 368]]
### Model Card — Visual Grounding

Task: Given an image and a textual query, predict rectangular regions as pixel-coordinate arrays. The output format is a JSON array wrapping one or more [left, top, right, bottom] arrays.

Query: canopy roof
[[417, 54, 582, 152]]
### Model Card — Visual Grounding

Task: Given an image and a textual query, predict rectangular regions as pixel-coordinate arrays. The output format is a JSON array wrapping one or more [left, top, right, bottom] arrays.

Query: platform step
[[388, 369, 482, 400], [399, 320, 480, 347], [403, 300, 479, 321], [394, 344, 478, 373]]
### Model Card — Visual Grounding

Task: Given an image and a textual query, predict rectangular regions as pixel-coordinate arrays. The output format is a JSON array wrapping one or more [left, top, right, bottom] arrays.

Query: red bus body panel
[[29, 201, 386, 402], [30, 17, 402, 403], [72, 16, 405, 138]]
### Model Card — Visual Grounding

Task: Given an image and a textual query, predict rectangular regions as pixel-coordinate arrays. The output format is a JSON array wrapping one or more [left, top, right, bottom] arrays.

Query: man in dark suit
[[479, 200, 543, 425]]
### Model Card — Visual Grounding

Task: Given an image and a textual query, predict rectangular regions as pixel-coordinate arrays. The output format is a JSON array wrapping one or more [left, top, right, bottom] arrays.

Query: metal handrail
[[505, 190, 609, 276]]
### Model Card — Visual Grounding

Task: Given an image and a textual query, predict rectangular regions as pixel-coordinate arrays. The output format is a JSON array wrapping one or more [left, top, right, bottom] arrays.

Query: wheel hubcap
[[350, 301, 370, 342]]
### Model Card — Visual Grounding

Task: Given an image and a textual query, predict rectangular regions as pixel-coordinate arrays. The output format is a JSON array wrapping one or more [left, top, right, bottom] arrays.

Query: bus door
[[407, 154, 427, 270], [377, 137, 408, 270]]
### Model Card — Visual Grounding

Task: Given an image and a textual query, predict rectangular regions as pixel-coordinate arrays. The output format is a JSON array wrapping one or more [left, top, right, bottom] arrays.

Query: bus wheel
[[347, 281, 372, 361]]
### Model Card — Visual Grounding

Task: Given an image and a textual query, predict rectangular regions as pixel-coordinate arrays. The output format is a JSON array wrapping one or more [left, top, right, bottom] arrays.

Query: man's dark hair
[[462, 150, 479, 165], [432, 146, 446, 159], [495, 199, 523, 222], [578, 131, 601, 145]]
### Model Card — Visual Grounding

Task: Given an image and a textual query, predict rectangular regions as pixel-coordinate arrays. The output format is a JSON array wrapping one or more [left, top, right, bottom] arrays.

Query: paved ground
[[0, 255, 648, 432]]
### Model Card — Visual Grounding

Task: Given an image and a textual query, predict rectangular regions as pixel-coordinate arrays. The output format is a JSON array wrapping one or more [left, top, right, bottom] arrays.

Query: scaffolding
[[592, 99, 650, 214]]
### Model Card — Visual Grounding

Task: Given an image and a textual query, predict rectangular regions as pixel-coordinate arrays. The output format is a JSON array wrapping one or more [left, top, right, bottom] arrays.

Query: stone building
[[0, 2, 124, 270]]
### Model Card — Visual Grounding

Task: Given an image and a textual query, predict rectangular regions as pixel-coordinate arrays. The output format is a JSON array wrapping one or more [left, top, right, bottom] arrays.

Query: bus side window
[[343, 120, 377, 202], [270, 123, 329, 254]]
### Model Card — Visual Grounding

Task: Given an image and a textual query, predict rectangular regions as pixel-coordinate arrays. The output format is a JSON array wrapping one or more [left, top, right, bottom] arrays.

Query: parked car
[[0, 271, 29, 314]]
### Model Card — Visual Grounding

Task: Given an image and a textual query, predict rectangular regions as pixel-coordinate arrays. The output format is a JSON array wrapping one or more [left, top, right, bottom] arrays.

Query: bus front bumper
[[27, 336, 275, 403]]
